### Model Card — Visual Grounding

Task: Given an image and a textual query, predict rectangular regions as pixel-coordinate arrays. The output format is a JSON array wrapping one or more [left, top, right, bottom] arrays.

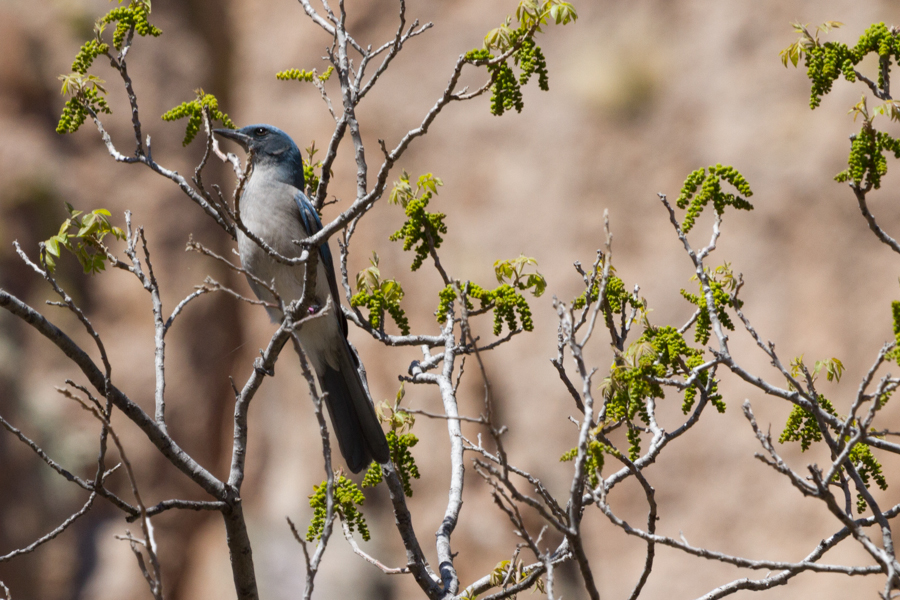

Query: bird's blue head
[[214, 124, 305, 189]]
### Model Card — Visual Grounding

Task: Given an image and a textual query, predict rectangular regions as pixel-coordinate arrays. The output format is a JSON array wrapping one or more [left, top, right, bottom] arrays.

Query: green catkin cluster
[[682, 353, 725, 414], [72, 40, 109, 75], [99, 1, 162, 50], [362, 432, 420, 497], [161, 93, 236, 146], [834, 127, 900, 190], [57, 1, 162, 135], [804, 41, 854, 108], [515, 36, 549, 90], [680, 278, 741, 345], [350, 287, 411, 335], [466, 46, 525, 116], [389, 192, 447, 271], [788, 23, 900, 189], [850, 443, 889, 513], [676, 164, 754, 233], [57, 88, 111, 134], [485, 284, 534, 334], [779, 395, 838, 451], [306, 475, 369, 542], [779, 394, 888, 513], [892, 301, 900, 343], [626, 426, 642, 461], [57, 98, 88, 134], [436, 283, 534, 335], [275, 66, 334, 82], [491, 59, 524, 115], [603, 325, 718, 457], [352, 254, 409, 335], [465, 0, 576, 117], [889, 301, 900, 365], [572, 273, 641, 317], [604, 339, 663, 421], [560, 439, 609, 488], [802, 23, 900, 108]]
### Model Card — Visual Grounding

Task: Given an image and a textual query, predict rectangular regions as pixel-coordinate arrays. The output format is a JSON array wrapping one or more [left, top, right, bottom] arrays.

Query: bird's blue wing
[[295, 190, 332, 264], [295, 190, 348, 337]]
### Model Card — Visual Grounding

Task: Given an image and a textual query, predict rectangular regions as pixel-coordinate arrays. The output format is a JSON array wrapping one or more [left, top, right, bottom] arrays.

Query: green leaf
[[42, 205, 122, 274], [484, 22, 515, 51], [45, 237, 61, 258], [549, 1, 578, 25]]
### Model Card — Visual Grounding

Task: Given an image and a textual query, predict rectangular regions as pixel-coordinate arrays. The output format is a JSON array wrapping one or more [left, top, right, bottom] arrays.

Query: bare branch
[[340, 518, 409, 574], [0, 493, 97, 563], [852, 183, 900, 255], [0, 290, 225, 498]]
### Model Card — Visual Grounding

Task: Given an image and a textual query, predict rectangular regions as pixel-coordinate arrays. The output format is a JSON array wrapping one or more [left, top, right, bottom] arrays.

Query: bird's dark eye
[[254, 127, 267, 137]]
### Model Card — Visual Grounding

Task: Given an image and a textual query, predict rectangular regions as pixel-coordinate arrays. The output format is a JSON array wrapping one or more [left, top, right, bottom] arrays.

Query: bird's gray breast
[[237, 169, 317, 312], [236, 166, 343, 372]]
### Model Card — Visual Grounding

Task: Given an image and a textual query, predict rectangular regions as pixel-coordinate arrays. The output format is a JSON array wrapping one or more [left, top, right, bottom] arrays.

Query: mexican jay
[[214, 124, 389, 473]]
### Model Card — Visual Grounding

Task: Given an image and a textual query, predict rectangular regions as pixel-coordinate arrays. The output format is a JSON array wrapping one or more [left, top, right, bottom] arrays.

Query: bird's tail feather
[[319, 342, 390, 473]]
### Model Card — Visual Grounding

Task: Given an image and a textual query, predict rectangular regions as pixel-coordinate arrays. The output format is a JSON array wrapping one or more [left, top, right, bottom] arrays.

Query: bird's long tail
[[318, 341, 390, 473]]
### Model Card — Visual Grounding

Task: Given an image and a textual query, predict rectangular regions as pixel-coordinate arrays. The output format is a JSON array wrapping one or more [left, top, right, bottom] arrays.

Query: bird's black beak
[[213, 128, 251, 151]]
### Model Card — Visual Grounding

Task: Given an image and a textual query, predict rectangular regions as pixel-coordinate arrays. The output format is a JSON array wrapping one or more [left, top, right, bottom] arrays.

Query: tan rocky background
[[2, 0, 900, 598]]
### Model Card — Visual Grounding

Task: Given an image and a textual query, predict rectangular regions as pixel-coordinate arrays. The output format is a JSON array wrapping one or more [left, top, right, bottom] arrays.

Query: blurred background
[[2, 0, 900, 598]]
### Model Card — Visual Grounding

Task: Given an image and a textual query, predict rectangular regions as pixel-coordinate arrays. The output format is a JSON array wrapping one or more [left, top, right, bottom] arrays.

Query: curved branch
[[853, 184, 900, 255], [0, 289, 225, 498]]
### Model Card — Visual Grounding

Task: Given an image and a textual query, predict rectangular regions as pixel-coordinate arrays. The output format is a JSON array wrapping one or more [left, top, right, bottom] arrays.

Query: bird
[[214, 124, 390, 473]]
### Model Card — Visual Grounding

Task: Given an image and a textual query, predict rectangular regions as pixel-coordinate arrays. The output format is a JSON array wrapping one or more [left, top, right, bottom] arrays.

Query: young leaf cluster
[[784, 355, 845, 393], [302, 142, 324, 198], [161, 91, 236, 146], [363, 386, 420, 497], [306, 474, 369, 542], [376, 383, 416, 433], [676, 165, 753, 233], [485, 559, 546, 595], [42, 204, 125, 274], [389, 172, 446, 271], [494, 255, 547, 298], [680, 264, 742, 346], [351, 253, 410, 335], [275, 66, 334, 82], [465, 0, 576, 116]]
